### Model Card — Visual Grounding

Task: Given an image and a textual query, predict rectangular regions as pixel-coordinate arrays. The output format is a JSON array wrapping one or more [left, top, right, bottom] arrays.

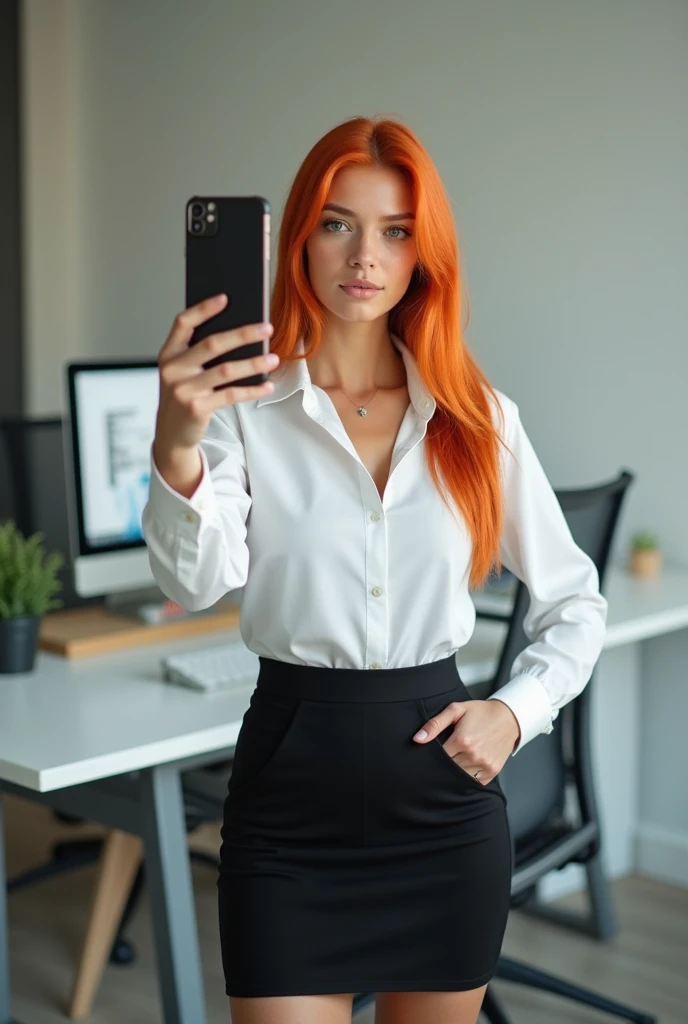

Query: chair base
[[7, 837, 103, 894], [480, 986, 511, 1024], [353, 992, 376, 1016], [517, 849, 617, 940], [490, 957, 657, 1024]]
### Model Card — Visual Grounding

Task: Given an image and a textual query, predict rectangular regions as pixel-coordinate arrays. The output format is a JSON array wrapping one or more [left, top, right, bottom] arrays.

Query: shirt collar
[[256, 332, 436, 421]]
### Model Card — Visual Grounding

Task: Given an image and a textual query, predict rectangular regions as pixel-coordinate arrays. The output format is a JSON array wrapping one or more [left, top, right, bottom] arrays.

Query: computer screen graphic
[[72, 367, 159, 550]]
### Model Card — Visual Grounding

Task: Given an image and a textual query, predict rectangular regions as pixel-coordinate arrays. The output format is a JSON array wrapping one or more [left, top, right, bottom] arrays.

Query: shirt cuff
[[486, 673, 554, 755], [147, 443, 219, 535]]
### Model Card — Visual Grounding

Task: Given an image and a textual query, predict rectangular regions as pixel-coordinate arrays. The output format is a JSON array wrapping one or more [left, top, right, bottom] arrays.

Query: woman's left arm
[[483, 394, 609, 756]]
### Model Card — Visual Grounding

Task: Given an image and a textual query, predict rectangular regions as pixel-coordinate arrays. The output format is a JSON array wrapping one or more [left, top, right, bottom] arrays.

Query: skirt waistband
[[255, 652, 463, 702]]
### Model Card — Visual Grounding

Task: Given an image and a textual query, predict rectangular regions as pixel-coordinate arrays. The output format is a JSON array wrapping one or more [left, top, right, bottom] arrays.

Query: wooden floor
[[3, 793, 685, 1023]]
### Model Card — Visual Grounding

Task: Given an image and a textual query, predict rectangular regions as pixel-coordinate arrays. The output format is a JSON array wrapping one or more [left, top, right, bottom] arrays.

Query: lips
[[339, 284, 382, 299]]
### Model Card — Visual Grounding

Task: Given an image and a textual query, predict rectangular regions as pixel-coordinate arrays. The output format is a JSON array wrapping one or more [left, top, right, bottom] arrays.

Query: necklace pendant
[[357, 407, 367, 417]]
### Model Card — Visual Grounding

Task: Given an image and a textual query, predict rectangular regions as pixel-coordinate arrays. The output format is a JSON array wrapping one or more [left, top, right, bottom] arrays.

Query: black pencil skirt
[[217, 652, 513, 997]]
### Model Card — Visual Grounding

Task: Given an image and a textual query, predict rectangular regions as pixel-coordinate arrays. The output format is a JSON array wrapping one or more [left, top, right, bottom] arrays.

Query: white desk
[[1, 563, 686, 1023]]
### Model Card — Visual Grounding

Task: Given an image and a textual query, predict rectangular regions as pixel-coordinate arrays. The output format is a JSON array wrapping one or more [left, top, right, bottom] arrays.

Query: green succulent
[[631, 530, 660, 552], [0, 520, 64, 619]]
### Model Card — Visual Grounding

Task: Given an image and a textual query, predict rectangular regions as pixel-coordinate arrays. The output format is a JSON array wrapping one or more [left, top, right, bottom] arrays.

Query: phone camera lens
[[191, 202, 204, 218], [192, 221, 203, 233]]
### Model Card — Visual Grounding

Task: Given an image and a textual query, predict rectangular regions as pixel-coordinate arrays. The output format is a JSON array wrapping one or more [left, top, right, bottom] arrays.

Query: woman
[[143, 116, 608, 1024]]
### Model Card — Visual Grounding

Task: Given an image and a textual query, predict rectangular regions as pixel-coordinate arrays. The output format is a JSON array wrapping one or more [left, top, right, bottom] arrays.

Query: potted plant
[[0, 519, 64, 673], [629, 529, 662, 579]]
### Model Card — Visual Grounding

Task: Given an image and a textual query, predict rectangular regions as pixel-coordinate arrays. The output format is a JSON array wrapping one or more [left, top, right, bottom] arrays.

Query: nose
[[348, 227, 380, 268]]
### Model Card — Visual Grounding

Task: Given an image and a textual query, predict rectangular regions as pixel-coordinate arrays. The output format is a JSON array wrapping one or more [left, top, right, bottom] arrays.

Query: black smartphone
[[185, 195, 271, 388]]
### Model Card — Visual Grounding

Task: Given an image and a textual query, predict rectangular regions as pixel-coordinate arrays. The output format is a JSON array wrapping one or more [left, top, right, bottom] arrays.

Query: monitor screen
[[66, 362, 159, 554], [64, 359, 242, 610]]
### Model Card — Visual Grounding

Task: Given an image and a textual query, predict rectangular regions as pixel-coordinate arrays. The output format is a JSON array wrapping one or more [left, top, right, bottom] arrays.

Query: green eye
[[386, 226, 412, 239]]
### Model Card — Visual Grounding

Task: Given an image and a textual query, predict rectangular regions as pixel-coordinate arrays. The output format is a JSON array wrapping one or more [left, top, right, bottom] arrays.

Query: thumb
[[413, 701, 468, 743]]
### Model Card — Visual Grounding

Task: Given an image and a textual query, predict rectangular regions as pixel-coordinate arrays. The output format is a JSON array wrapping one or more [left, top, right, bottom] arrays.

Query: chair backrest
[[0, 416, 97, 610], [491, 469, 635, 844]]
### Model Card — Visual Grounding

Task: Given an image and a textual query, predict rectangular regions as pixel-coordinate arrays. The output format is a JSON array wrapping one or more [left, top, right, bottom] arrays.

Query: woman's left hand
[[412, 698, 521, 784]]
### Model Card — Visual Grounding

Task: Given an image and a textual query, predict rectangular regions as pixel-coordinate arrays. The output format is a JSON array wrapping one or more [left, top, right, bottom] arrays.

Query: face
[[305, 164, 418, 324]]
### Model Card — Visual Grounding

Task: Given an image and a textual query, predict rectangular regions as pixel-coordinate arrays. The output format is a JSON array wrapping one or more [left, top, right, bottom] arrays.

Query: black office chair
[[474, 468, 656, 1024], [0, 416, 234, 964]]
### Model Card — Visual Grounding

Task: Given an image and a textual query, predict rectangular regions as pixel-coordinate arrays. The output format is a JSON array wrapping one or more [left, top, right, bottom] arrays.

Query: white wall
[[20, 0, 81, 415]]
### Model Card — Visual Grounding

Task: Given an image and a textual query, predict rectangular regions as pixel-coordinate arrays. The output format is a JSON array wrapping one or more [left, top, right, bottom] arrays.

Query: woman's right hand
[[154, 293, 279, 454]]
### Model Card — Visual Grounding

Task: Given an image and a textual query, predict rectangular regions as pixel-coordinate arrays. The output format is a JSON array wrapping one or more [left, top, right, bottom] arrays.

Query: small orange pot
[[629, 548, 662, 579]]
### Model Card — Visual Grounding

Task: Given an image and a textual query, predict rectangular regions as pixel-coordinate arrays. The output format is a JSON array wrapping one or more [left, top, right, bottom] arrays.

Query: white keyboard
[[161, 641, 261, 692]]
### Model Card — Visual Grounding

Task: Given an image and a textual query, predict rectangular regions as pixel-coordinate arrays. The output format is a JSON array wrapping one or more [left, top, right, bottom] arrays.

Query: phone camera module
[[187, 197, 218, 237]]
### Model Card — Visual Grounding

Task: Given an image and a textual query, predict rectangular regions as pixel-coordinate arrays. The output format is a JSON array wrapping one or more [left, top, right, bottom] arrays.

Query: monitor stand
[[104, 585, 241, 625]]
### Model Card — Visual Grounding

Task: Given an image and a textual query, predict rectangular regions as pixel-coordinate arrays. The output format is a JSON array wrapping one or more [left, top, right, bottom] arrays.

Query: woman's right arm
[[140, 294, 278, 610], [142, 410, 253, 610]]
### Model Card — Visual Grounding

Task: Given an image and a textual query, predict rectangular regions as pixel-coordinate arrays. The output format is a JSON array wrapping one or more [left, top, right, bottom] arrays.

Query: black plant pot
[[0, 615, 42, 674]]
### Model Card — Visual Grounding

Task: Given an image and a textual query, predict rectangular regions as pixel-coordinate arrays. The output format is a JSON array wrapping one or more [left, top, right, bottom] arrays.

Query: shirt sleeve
[[140, 407, 252, 610], [485, 393, 608, 756]]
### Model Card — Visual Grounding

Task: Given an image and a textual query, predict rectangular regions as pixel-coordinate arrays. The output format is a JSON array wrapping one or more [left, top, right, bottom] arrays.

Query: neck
[[306, 318, 406, 398]]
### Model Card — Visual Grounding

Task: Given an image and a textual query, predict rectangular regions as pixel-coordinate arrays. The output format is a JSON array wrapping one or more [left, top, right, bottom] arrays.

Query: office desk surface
[[0, 564, 686, 794], [468, 563, 688, 659]]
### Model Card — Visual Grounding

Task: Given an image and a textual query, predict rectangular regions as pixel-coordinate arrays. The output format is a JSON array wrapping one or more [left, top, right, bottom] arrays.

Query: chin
[[338, 306, 380, 321], [331, 296, 390, 322]]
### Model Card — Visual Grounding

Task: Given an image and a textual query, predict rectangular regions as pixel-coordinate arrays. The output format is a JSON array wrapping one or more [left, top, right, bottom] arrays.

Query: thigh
[[229, 993, 354, 1024], [375, 986, 488, 1024]]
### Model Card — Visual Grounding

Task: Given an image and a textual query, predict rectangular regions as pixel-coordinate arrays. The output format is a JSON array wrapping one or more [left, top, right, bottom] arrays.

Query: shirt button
[[370, 662, 382, 670], [421, 399, 429, 408], [372, 586, 383, 597], [370, 512, 381, 522], [183, 511, 196, 523]]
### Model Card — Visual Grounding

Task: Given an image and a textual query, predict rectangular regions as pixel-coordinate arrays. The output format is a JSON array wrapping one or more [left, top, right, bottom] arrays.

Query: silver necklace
[[336, 386, 379, 417]]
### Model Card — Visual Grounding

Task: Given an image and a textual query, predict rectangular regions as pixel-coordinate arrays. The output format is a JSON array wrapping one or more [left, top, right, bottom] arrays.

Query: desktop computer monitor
[[64, 359, 162, 609]]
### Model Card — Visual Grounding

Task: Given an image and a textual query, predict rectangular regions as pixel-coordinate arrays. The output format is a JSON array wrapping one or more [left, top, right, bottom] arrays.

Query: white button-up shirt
[[142, 333, 607, 755]]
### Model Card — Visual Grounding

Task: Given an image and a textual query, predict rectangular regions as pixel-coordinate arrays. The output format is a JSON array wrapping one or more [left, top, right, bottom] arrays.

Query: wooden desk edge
[[39, 603, 242, 659]]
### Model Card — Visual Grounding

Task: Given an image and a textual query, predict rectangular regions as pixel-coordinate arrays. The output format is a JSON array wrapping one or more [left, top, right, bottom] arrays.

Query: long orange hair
[[270, 115, 511, 590]]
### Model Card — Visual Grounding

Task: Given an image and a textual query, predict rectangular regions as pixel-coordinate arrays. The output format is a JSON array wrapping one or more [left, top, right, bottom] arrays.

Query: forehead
[[326, 164, 413, 214]]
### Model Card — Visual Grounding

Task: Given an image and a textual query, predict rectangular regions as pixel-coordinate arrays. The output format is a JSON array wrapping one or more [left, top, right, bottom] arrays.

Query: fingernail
[[414, 729, 428, 741], [266, 353, 279, 366]]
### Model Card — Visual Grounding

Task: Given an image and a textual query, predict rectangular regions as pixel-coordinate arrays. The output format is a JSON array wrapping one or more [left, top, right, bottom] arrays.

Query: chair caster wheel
[[109, 938, 136, 965], [53, 843, 73, 861], [53, 811, 84, 825]]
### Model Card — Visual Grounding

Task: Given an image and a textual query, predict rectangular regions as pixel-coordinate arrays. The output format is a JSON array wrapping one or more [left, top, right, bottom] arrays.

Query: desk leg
[[0, 790, 23, 1024], [140, 765, 207, 1024]]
